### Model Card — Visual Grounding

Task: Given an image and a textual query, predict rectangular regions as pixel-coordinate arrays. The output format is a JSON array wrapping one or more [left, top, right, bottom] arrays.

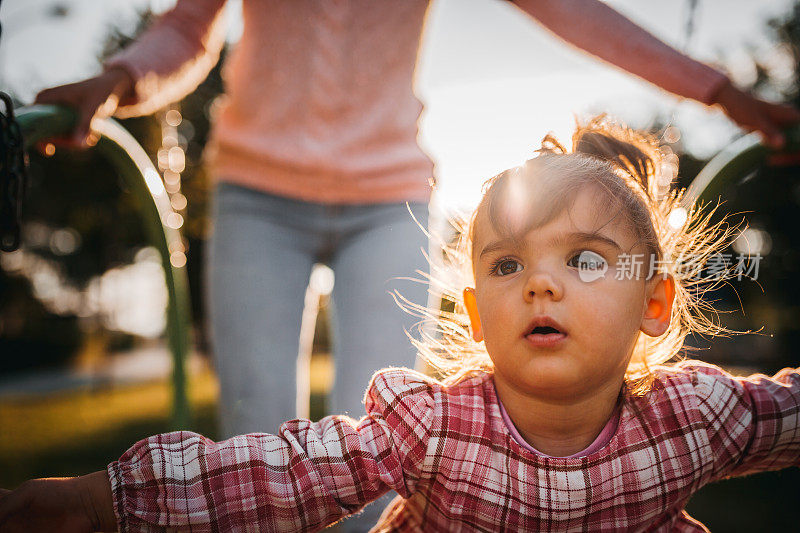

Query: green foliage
[[767, 4, 800, 105]]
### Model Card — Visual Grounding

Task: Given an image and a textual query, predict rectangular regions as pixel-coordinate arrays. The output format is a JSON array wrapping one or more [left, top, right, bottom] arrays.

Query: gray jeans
[[206, 182, 430, 531]]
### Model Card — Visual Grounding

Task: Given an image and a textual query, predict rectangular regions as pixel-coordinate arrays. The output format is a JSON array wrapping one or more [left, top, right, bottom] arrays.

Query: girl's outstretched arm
[[686, 362, 800, 479], [509, 0, 800, 148], [2, 369, 436, 533]]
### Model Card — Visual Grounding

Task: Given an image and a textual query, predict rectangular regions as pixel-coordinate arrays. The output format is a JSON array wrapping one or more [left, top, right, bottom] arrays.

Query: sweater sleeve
[[510, 0, 729, 105], [103, 0, 228, 117], [690, 362, 800, 480], [106, 369, 436, 533]]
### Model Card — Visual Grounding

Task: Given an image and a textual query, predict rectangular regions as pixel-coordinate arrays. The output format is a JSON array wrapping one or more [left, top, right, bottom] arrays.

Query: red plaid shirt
[[108, 361, 800, 532]]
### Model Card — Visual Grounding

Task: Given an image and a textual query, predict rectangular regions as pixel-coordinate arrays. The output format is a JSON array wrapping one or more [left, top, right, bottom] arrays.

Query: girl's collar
[[490, 377, 621, 458]]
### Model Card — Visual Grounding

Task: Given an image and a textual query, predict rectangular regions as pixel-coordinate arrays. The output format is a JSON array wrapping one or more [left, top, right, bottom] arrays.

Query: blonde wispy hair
[[402, 116, 748, 395]]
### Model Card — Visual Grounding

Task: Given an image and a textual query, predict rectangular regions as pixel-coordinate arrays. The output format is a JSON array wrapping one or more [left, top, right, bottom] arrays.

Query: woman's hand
[[34, 67, 135, 148], [713, 80, 800, 149], [0, 471, 117, 532]]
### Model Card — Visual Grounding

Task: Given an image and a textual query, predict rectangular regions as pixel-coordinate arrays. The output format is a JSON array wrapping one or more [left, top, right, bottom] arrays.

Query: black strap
[[0, 91, 28, 252]]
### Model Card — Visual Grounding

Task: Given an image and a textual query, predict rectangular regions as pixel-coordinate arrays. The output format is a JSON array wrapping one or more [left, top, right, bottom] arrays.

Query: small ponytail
[[538, 133, 568, 155], [556, 116, 664, 200]]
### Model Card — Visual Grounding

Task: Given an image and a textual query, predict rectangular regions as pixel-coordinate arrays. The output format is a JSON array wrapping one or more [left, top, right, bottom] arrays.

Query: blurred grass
[[0, 367, 218, 488], [0, 354, 333, 489], [0, 355, 797, 530]]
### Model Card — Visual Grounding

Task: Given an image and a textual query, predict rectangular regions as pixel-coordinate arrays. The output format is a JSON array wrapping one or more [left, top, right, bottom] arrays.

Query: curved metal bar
[[16, 104, 78, 145], [686, 126, 800, 205], [16, 104, 192, 428]]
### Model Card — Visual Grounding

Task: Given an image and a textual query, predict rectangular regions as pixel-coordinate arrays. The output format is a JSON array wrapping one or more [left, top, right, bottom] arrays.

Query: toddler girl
[[1, 117, 798, 532]]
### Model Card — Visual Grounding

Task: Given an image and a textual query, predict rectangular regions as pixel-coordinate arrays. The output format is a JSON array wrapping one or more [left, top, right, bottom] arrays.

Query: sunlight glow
[[144, 167, 166, 197], [419, 72, 647, 211], [667, 207, 688, 229], [170, 251, 187, 268], [165, 212, 184, 230], [733, 227, 772, 256]]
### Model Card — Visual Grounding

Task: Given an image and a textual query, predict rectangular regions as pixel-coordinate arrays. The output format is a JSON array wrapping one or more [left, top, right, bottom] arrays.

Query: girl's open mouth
[[525, 325, 567, 347]]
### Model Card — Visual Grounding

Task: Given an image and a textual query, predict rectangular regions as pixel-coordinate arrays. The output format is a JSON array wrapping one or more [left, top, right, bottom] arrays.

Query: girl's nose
[[523, 270, 563, 302]]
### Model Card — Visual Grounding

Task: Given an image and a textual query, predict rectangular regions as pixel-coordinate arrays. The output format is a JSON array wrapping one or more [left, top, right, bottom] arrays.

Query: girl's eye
[[492, 259, 523, 276], [567, 250, 607, 271]]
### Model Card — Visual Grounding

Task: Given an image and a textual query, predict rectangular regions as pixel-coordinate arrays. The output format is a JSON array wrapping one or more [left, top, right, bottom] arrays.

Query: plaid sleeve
[[107, 368, 436, 533], [690, 362, 800, 479]]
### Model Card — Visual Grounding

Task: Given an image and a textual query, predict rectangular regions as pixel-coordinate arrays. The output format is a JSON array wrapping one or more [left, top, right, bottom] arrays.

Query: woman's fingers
[[760, 101, 800, 150], [714, 82, 800, 149], [33, 74, 126, 148], [33, 85, 71, 105], [34, 84, 97, 147], [72, 102, 99, 147], [756, 118, 786, 149], [737, 100, 789, 149]]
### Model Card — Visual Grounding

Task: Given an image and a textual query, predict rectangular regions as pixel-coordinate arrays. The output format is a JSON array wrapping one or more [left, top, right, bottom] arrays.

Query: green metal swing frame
[[685, 127, 800, 204], [17, 104, 192, 429]]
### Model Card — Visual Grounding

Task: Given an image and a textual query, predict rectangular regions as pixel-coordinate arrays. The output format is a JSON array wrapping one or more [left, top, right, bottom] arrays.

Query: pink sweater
[[106, 0, 728, 205]]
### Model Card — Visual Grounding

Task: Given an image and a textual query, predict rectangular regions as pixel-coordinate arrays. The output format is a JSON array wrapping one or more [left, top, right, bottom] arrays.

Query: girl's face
[[468, 187, 666, 402]]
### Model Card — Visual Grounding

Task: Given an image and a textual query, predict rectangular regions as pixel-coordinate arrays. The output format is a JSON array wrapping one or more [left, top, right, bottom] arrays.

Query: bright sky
[[418, 0, 794, 210], [0, 0, 794, 211]]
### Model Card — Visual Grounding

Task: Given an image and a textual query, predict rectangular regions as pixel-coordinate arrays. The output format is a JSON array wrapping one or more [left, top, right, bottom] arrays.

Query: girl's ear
[[641, 275, 675, 337], [463, 287, 484, 342]]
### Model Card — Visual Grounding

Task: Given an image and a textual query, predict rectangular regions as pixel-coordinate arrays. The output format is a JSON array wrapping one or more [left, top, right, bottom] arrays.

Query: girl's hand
[[0, 471, 117, 533], [713, 80, 800, 149], [34, 68, 135, 148]]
